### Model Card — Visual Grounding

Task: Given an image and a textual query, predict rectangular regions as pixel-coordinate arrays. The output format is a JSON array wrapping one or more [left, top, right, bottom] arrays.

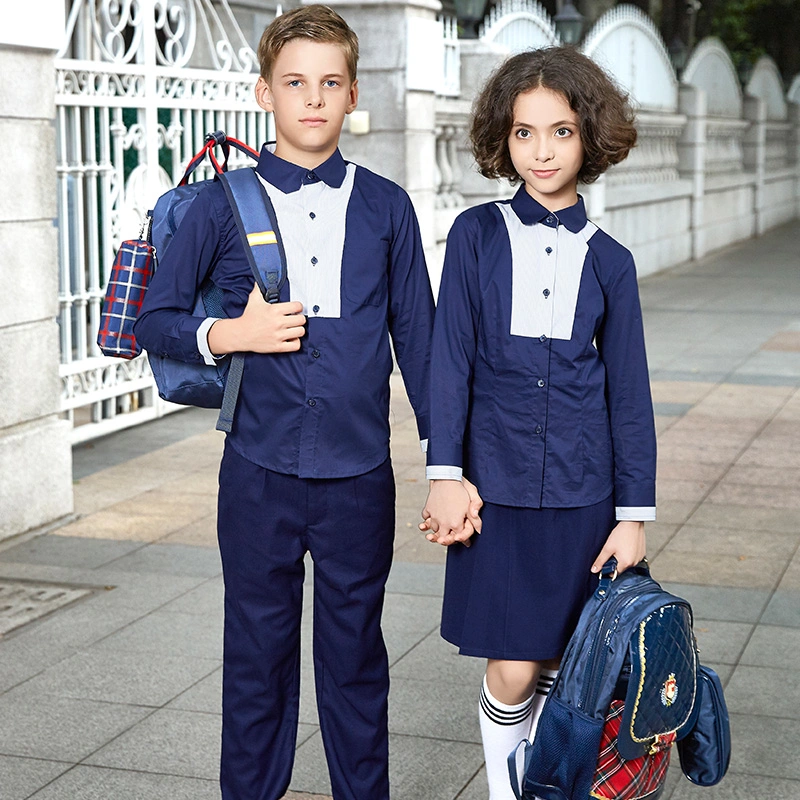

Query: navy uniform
[[135, 146, 434, 800], [426, 186, 656, 661]]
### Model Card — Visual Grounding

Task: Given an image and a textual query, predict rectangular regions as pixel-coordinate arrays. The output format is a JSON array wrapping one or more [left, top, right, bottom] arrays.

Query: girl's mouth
[[532, 169, 559, 178]]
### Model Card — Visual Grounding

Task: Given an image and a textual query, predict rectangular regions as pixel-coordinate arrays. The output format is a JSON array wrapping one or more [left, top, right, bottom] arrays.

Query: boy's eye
[[288, 80, 302, 87], [324, 80, 340, 88]]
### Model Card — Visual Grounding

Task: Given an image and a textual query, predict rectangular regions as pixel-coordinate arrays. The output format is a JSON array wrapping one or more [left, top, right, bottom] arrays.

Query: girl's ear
[[255, 77, 274, 113]]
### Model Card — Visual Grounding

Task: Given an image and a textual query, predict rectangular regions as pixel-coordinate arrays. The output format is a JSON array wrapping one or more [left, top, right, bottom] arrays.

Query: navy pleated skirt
[[440, 495, 615, 662]]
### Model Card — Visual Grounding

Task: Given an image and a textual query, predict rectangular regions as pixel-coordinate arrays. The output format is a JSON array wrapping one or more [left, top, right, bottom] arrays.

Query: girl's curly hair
[[471, 47, 637, 185]]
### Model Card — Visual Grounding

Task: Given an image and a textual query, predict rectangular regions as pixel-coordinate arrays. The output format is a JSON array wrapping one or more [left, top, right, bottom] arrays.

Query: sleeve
[[425, 212, 481, 475], [387, 188, 436, 442], [595, 253, 657, 518], [133, 189, 224, 364]]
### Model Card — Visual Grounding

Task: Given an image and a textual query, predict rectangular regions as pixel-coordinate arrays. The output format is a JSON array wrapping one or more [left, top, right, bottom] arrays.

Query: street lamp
[[668, 35, 688, 77], [453, 0, 490, 39], [554, 0, 584, 45]]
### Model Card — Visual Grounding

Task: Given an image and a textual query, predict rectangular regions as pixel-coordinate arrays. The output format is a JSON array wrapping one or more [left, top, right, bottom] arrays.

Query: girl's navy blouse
[[427, 187, 657, 517]]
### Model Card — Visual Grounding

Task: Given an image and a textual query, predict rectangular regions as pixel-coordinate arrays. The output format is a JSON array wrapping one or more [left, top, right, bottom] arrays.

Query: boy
[[134, 7, 434, 799]]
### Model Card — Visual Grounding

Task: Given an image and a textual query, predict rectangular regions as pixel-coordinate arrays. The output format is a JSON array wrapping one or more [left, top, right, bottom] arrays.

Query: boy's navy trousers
[[217, 443, 395, 800]]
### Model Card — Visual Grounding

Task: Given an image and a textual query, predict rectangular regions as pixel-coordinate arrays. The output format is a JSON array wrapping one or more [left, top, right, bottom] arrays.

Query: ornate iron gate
[[56, 0, 272, 442]]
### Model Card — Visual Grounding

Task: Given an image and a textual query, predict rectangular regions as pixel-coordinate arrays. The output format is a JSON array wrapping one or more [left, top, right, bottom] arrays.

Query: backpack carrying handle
[[177, 131, 261, 187]]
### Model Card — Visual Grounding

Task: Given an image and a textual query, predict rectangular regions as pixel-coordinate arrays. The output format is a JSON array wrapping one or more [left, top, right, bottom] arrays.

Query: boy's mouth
[[301, 117, 327, 127]]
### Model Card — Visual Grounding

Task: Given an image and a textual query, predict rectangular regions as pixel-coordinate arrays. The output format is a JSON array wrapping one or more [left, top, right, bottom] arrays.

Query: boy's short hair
[[471, 47, 637, 185], [258, 4, 359, 83]]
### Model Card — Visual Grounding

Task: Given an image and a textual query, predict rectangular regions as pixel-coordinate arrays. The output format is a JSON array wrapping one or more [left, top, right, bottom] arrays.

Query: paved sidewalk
[[1, 222, 800, 799]]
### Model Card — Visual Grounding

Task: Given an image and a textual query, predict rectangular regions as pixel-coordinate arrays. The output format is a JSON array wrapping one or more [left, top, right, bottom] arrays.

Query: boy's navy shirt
[[134, 146, 434, 479], [427, 186, 657, 515]]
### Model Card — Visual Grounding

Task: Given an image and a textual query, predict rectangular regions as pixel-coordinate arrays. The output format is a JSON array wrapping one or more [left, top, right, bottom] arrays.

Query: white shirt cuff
[[616, 506, 656, 522], [196, 317, 225, 366], [426, 465, 463, 481], [420, 439, 428, 453]]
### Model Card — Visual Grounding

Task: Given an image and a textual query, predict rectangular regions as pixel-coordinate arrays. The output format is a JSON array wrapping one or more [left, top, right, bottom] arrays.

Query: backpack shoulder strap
[[214, 167, 289, 432]]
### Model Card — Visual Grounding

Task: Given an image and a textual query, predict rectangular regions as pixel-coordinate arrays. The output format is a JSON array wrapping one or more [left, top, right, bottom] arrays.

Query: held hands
[[591, 520, 646, 575], [420, 477, 483, 547], [208, 284, 306, 354]]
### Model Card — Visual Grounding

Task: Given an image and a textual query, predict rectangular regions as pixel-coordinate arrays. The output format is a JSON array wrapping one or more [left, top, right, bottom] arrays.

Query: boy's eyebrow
[[279, 71, 347, 80]]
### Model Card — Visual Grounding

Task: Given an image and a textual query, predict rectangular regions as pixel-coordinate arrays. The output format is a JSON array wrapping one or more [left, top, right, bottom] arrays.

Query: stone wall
[[0, 4, 73, 540]]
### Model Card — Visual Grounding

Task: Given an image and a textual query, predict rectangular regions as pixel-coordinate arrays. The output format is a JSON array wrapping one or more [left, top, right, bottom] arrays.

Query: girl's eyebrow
[[511, 119, 578, 128]]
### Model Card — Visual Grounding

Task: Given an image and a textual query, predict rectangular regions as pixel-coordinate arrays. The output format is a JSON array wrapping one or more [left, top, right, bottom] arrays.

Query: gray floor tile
[[739, 624, 800, 670], [26, 765, 221, 800], [391, 629, 485, 684], [160, 577, 224, 616], [0, 536, 144, 570], [101, 543, 222, 578], [0, 686, 151, 761], [20, 649, 220, 707], [93, 609, 223, 659], [74, 571, 211, 612], [382, 592, 441, 665], [0, 754, 72, 800], [660, 583, 770, 624], [727, 713, 800, 780], [84, 708, 221, 780], [388, 677, 481, 744], [669, 773, 800, 799], [725, 665, 800, 719], [456, 765, 488, 800], [167, 667, 222, 714], [72, 407, 219, 479], [286, 731, 332, 796], [692, 619, 753, 665], [761, 590, 800, 627], [385, 562, 445, 597]]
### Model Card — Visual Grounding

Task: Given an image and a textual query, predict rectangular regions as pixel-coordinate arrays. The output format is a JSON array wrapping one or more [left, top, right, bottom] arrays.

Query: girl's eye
[[515, 129, 531, 139], [555, 127, 573, 138]]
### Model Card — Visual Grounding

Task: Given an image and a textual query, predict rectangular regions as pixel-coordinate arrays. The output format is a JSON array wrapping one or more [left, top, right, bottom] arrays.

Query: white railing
[[439, 15, 461, 98], [56, 0, 270, 442]]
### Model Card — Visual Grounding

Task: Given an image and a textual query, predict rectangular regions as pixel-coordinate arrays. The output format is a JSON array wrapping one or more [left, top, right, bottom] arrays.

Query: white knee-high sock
[[528, 667, 558, 742], [479, 676, 535, 800]]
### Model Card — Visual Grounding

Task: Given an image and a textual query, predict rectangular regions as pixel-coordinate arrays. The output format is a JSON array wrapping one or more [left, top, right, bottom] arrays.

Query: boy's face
[[507, 87, 584, 212], [256, 39, 358, 169]]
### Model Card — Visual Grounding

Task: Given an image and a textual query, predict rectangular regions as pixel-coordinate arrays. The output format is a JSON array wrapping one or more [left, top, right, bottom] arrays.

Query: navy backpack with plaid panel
[[509, 560, 701, 800], [97, 132, 286, 432]]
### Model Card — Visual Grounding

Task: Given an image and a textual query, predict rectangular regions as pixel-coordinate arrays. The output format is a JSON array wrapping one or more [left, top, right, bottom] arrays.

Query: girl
[[421, 47, 656, 799]]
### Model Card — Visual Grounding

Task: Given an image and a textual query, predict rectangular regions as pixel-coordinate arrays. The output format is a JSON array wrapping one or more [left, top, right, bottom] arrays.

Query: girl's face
[[507, 87, 584, 212]]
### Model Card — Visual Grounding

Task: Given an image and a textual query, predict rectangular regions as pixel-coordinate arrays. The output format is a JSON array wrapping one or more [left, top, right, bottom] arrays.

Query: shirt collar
[[509, 185, 587, 233], [255, 145, 348, 193]]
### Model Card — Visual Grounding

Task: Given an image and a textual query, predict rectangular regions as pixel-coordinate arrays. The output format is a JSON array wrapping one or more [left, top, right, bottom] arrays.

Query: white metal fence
[[56, 0, 269, 443]]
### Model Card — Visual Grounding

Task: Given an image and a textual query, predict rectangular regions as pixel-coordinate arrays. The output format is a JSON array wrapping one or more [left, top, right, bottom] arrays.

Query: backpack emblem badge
[[660, 673, 678, 707]]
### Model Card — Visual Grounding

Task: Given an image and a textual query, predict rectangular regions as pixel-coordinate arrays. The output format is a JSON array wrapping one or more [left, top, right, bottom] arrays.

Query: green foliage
[[697, 0, 800, 80]]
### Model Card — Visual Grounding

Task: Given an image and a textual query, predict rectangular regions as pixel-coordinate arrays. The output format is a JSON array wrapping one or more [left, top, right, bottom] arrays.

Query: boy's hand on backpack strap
[[591, 520, 646, 575], [209, 286, 306, 354]]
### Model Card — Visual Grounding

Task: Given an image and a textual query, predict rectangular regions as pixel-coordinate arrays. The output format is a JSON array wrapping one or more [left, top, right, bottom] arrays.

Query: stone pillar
[[457, 38, 508, 207], [318, 0, 442, 253], [0, 2, 74, 540], [678, 84, 707, 259], [789, 101, 800, 220], [743, 95, 767, 236]]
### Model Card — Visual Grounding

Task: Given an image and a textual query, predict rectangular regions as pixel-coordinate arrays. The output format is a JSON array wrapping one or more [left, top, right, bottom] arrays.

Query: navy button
[[535, 425, 543, 435], [311, 256, 318, 265], [312, 349, 320, 358], [306, 171, 316, 181], [537, 379, 545, 388], [312, 304, 320, 313], [545, 246, 553, 254], [307, 398, 317, 407], [539, 334, 547, 342], [543, 288, 550, 298], [309, 212, 316, 219], [546, 215, 554, 224]]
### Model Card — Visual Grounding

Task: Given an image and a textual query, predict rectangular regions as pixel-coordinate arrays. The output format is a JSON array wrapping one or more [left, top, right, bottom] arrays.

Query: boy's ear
[[255, 76, 274, 113], [346, 79, 359, 115]]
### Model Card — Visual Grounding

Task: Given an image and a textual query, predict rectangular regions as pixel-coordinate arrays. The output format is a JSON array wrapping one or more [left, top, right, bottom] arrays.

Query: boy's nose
[[306, 93, 323, 108]]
